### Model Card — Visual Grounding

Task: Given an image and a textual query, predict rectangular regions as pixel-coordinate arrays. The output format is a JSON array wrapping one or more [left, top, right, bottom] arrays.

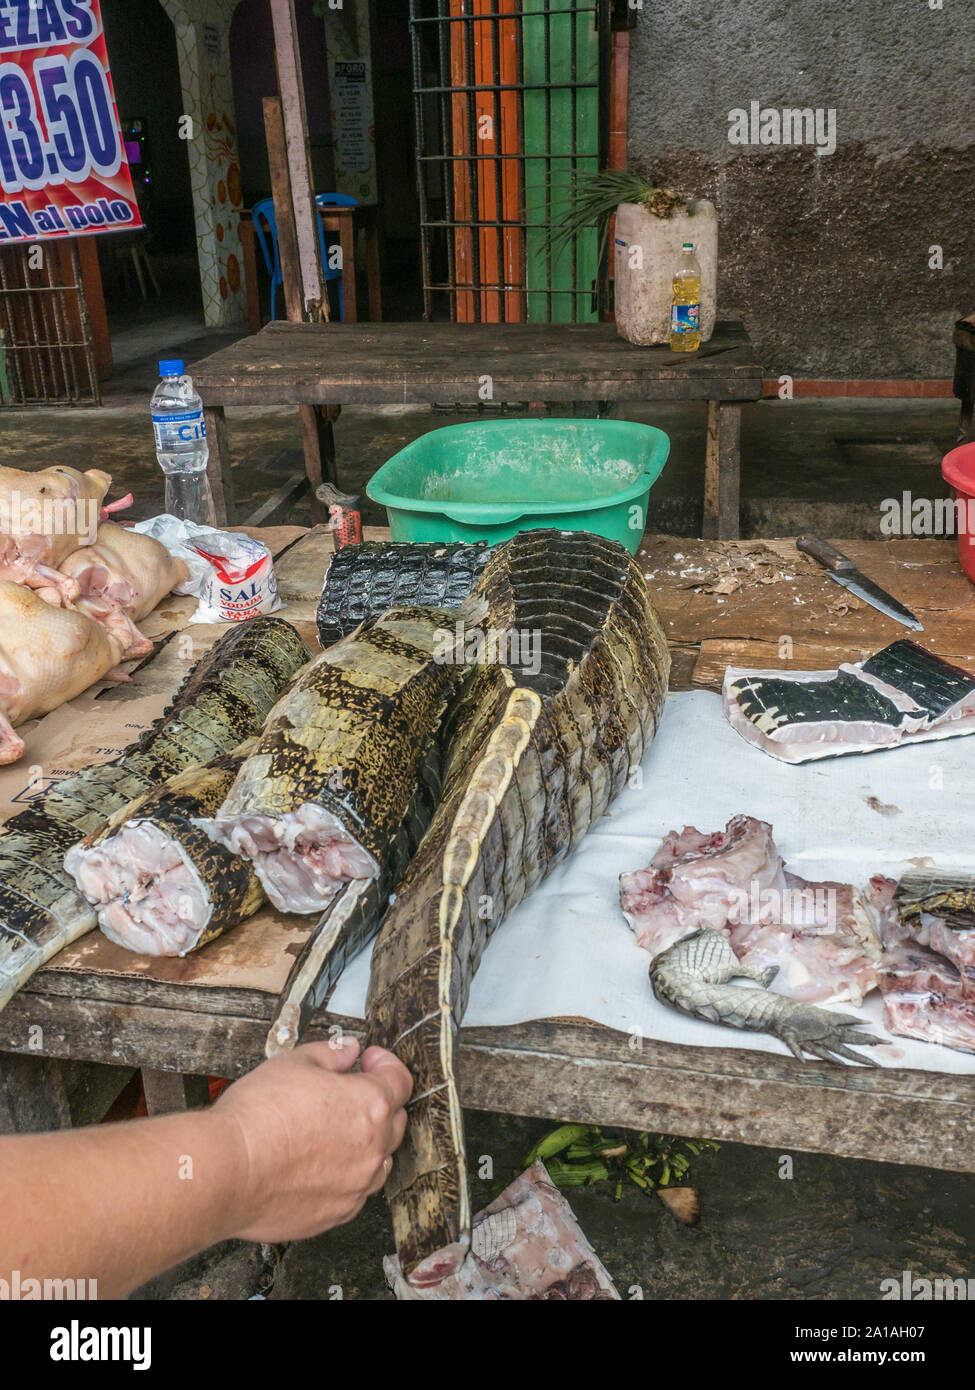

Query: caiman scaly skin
[[266, 741, 444, 1055], [649, 928, 881, 1065], [365, 530, 671, 1288], [896, 870, 975, 929], [317, 541, 493, 648], [201, 602, 478, 898], [0, 616, 309, 1009], [67, 745, 266, 955]]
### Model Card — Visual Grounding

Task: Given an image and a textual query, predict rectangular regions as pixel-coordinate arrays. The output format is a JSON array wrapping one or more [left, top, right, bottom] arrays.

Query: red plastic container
[[942, 441, 975, 583]]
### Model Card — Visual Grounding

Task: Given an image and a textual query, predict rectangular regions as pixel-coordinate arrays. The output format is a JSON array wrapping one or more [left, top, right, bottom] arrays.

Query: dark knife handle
[[796, 535, 856, 573]]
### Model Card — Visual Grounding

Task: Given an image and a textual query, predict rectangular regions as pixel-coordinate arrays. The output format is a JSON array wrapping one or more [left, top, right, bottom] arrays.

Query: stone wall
[[626, 2, 975, 379]]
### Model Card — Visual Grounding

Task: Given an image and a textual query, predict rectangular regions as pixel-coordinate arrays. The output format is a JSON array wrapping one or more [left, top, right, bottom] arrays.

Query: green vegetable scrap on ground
[[522, 1124, 719, 1203]]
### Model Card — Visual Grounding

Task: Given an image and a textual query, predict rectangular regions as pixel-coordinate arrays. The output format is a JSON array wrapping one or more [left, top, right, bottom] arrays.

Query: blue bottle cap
[[159, 359, 184, 376]]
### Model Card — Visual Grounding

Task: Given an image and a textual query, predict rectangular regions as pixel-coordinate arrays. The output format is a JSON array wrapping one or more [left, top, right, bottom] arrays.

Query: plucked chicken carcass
[[58, 522, 190, 661], [0, 466, 112, 603], [0, 582, 129, 765]]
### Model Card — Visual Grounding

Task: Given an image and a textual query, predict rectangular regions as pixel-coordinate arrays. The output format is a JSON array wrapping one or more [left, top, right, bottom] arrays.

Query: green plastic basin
[[365, 418, 669, 555]]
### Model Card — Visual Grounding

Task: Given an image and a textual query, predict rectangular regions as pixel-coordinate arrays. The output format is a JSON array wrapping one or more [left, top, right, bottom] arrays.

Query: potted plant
[[547, 170, 718, 347]]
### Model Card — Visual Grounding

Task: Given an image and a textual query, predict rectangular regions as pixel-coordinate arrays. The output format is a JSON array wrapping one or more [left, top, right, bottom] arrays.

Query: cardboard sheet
[[330, 690, 975, 1074], [0, 693, 171, 821]]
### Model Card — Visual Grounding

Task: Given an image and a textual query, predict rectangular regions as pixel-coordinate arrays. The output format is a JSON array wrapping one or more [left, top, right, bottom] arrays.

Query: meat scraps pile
[[620, 814, 975, 1055]]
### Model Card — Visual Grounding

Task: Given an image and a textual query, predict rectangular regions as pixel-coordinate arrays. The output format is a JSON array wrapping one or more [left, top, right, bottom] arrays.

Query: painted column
[[160, 0, 246, 328]]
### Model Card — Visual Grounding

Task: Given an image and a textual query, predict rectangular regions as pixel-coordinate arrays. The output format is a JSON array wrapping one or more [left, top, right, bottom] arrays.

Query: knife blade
[[796, 535, 923, 631]]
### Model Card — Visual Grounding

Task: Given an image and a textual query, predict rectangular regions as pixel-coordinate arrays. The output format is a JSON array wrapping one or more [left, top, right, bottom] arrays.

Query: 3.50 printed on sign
[[0, 0, 144, 243]]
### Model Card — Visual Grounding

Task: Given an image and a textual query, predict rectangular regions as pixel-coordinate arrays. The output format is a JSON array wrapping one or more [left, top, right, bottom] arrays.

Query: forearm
[[0, 1107, 249, 1299]]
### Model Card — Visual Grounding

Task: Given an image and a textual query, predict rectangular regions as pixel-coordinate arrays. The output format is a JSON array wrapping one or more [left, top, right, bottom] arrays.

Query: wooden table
[[2, 530, 974, 1173], [191, 319, 764, 540], [316, 203, 382, 326]]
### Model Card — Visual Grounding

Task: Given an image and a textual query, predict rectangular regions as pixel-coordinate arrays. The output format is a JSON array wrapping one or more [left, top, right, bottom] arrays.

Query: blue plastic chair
[[252, 193, 359, 322]]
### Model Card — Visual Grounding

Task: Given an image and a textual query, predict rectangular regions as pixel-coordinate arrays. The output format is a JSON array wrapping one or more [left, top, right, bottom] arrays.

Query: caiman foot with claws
[[650, 928, 881, 1067]]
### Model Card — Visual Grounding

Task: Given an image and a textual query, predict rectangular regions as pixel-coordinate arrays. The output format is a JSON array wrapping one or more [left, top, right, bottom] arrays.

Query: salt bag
[[133, 515, 282, 624]]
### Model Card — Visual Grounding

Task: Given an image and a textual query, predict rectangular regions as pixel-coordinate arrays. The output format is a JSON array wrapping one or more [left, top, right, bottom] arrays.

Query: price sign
[[0, 0, 143, 244]]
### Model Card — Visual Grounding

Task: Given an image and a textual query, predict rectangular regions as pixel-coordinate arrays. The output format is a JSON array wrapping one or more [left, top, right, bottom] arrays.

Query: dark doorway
[[97, 0, 201, 329]]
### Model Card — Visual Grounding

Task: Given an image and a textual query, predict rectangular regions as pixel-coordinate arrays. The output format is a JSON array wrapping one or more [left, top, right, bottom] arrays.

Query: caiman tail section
[[0, 617, 309, 1011], [368, 680, 540, 1284], [366, 531, 670, 1286]]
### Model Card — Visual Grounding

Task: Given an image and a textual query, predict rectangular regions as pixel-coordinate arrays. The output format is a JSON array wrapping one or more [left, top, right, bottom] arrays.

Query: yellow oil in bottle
[[669, 242, 701, 353]]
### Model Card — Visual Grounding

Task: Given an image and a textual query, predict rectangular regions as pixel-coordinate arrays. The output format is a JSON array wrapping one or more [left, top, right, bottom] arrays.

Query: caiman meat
[[65, 744, 265, 957], [198, 600, 484, 917]]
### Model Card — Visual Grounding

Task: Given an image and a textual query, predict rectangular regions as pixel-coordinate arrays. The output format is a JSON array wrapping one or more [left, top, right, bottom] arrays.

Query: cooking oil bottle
[[669, 242, 701, 352]]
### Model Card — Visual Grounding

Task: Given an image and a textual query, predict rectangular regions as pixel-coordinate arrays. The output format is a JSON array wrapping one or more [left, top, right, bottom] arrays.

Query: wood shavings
[[676, 544, 801, 596], [825, 597, 857, 617]]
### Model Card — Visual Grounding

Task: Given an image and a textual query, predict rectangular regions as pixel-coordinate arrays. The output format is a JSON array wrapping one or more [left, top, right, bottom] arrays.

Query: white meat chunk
[[65, 823, 211, 956], [619, 815, 787, 956], [621, 816, 886, 1006], [879, 942, 975, 1053], [198, 802, 378, 914], [384, 1160, 618, 1300]]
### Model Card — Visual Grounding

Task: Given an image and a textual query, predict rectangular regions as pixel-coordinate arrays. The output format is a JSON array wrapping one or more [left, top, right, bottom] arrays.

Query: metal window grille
[[0, 242, 99, 407], [410, 0, 610, 324]]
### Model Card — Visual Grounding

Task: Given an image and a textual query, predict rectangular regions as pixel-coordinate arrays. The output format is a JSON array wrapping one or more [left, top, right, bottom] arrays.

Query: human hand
[[212, 1037, 413, 1242]]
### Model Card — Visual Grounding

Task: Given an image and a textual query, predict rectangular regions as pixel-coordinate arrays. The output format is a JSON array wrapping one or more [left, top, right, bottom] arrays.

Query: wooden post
[[264, 97, 305, 325], [264, 96, 333, 517], [142, 1069, 211, 1116], [269, 0, 328, 322], [338, 211, 356, 323], [239, 214, 263, 336], [703, 400, 742, 541], [76, 237, 112, 378], [364, 206, 383, 321]]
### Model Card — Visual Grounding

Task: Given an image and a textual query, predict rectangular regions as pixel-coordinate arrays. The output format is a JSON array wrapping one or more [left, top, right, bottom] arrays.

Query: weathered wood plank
[[190, 321, 763, 407], [693, 638, 871, 690], [0, 992, 972, 1170], [142, 1069, 211, 1115], [458, 1025, 975, 1172], [638, 536, 975, 666]]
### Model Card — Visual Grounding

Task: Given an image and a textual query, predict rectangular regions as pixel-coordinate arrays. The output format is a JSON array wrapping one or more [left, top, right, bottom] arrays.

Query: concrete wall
[[626, 1, 975, 379]]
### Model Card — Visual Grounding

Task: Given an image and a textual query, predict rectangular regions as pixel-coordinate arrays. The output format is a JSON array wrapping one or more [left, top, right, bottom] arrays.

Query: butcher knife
[[796, 535, 923, 631]]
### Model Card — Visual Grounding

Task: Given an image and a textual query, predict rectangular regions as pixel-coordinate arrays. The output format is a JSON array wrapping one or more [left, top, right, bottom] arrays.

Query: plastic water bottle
[[151, 360, 217, 526], [669, 242, 701, 353]]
